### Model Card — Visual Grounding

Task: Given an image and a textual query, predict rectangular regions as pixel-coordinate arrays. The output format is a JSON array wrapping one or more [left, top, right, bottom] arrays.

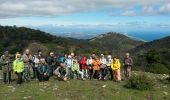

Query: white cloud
[[0, 0, 170, 18], [159, 3, 170, 14], [143, 6, 156, 15]]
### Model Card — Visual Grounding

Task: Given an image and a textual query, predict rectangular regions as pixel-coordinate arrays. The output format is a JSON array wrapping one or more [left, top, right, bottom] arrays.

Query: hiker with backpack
[[0, 50, 13, 84], [13, 52, 24, 84], [111, 56, 121, 82], [21, 49, 33, 82], [123, 53, 133, 79]]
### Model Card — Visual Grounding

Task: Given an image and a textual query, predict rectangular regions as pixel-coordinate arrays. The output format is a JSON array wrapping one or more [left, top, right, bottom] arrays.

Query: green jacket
[[0, 55, 12, 73], [38, 64, 50, 75], [13, 59, 24, 73], [72, 63, 80, 72]]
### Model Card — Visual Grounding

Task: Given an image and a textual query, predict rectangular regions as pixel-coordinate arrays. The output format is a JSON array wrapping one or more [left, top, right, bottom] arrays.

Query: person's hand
[[6, 61, 9, 63]]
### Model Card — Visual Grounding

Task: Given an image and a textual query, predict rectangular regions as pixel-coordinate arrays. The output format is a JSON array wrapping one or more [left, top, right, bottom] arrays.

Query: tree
[[145, 49, 160, 64]]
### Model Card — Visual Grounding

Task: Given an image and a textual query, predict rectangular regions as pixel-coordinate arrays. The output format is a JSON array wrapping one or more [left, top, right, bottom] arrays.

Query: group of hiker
[[0, 49, 133, 85]]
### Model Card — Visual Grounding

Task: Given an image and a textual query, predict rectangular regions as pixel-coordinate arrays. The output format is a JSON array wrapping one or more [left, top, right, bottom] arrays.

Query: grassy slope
[[0, 71, 169, 100]]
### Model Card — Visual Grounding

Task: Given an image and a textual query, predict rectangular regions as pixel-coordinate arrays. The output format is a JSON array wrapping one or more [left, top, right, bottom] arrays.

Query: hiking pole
[[7, 62, 10, 84]]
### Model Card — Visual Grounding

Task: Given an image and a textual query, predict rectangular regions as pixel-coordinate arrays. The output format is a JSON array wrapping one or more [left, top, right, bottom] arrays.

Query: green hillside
[[0, 71, 169, 100], [0, 25, 144, 55]]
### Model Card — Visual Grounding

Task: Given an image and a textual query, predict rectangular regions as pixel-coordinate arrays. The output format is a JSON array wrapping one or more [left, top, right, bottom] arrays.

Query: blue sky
[[0, 0, 170, 40]]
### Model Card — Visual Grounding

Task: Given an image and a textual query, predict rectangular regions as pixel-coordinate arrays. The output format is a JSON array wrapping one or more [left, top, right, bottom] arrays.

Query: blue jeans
[[23, 65, 31, 81]]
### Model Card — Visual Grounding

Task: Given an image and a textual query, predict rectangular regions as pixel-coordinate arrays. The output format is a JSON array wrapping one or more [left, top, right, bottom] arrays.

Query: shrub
[[168, 72, 170, 83], [125, 74, 155, 90], [145, 63, 169, 74]]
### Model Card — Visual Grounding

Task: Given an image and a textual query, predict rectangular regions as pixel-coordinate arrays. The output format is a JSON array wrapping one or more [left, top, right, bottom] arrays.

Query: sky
[[0, 0, 170, 41]]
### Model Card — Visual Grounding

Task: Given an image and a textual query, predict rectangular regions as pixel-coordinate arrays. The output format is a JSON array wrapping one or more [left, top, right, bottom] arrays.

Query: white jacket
[[100, 57, 107, 65]]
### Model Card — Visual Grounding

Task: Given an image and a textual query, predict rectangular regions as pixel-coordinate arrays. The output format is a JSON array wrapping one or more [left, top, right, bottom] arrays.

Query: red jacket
[[80, 57, 88, 70]]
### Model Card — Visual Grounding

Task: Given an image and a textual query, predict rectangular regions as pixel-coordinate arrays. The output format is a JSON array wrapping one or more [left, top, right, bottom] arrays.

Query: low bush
[[145, 63, 169, 74], [125, 74, 155, 90]]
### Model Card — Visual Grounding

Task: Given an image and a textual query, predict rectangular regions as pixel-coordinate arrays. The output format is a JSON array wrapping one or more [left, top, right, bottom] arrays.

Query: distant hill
[[130, 36, 170, 69], [130, 36, 170, 55], [89, 32, 144, 56], [0, 25, 144, 55]]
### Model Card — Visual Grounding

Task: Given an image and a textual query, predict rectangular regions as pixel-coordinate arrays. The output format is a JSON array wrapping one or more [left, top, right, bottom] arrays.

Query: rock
[[163, 91, 168, 95], [28, 96, 32, 98], [23, 97, 28, 99], [7, 86, 13, 88], [40, 89, 45, 92], [102, 85, 106, 88], [12, 88, 16, 92], [163, 85, 167, 88], [53, 88, 58, 91]]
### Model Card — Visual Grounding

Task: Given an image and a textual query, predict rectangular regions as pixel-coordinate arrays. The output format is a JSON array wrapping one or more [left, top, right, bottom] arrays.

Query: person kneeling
[[72, 60, 84, 80], [53, 63, 67, 81], [38, 58, 50, 82], [111, 56, 121, 82]]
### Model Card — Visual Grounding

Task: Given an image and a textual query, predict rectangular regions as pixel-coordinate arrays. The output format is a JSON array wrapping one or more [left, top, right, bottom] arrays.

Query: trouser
[[32, 67, 39, 79], [73, 71, 84, 79], [54, 67, 66, 80], [113, 69, 121, 81], [59, 67, 67, 80], [15, 72, 23, 84], [124, 65, 131, 79], [82, 69, 88, 78], [99, 67, 110, 80], [49, 65, 57, 76], [38, 74, 49, 82], [88, 68, 93, 79], [99, 68, 104, 80], [23, 66, 31, 81], [65, 67, 72, 78], [108, 67, 113, 80], [53, 67, 61, 77], [3, 72, 12, 83], [93, 70, 100, 79]]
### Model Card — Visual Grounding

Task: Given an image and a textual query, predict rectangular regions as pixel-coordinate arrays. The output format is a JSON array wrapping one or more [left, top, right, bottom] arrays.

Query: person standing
[[21, 49, 33, 81], [38, 50, 43, 59], [80, 56, 88, 78], [92, 57, 101, 80], [32, 53, 40, 80], [13, 53, 24, 84], [111, 56, 121, 82], [99, 54, 107, 80], [65, 55, 73, 79], [46, 52, 56, 76], [123, 53, 133, 79], [106, 55, 113, 80], [0, 50, 12, 84], [87, 56, 93, 79]]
